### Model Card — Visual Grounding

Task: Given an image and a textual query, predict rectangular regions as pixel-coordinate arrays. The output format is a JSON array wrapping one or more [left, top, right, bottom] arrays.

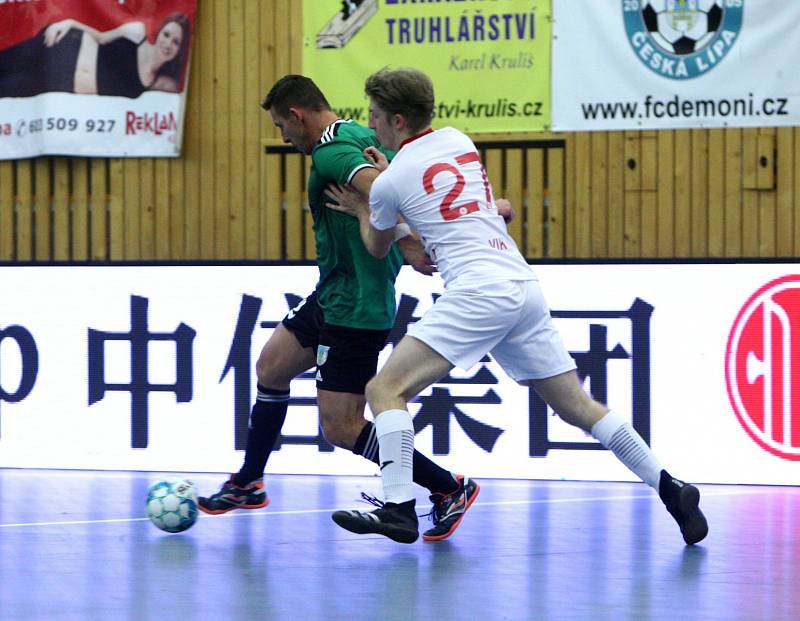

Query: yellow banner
[[302, 0, 551, 133]]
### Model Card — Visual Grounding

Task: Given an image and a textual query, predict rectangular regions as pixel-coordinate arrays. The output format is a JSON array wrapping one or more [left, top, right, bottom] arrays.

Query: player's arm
[[360, 215, 395, 259], [43, 19, 145, 46], [345, 167, 436, 274], [393, 231, 436, 276], [325, 178, 394, 258]]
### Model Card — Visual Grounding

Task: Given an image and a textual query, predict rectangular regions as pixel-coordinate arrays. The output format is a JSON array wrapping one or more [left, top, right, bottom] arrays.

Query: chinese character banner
[[302, 0, 551, 133], [0, 0, 197, 158], [0, 263, 798, 485], [552, 0, 800, 130]]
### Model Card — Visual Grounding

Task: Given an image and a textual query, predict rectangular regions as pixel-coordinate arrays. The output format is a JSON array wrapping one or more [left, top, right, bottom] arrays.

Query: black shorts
[[282, 291, 391, 394]]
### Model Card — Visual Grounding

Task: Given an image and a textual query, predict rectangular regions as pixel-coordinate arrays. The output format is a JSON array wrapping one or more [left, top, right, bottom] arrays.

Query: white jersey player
[[367, 124, 574, 387], [370, 126, 533, 288], [328, 67, 707, 548]]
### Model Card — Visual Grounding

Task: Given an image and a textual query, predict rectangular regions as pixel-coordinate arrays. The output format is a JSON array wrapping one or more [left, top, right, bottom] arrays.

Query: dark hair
[[155, 12, 191, 82], [261, 75, 331, 117], [364, 67, 434, 133]]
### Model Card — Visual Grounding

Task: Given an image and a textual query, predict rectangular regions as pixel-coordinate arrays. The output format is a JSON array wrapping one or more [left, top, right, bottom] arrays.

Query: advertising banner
[[0, 0, 197, 158], [0, 263, 798, 485], [552, 0, 800, 131], [302, 0, 551, 133]]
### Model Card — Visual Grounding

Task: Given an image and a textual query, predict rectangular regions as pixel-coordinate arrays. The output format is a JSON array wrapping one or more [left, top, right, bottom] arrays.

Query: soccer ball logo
[[146, 477, 199, 533], [623, 0, 743, 79], [641, 0, 723, 55]]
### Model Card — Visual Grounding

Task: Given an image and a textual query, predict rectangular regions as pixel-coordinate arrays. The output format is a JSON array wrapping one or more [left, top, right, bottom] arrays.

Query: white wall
[[0, 263, 798, 485]]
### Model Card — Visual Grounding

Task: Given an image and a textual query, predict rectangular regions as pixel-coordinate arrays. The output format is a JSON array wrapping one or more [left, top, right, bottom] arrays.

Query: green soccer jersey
[[307, 119, 403, 330]]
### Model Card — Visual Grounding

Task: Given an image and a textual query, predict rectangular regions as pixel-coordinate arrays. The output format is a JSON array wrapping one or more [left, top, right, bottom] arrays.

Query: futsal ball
[[641, 0, 723, 55], [145, 476, 199, 533]]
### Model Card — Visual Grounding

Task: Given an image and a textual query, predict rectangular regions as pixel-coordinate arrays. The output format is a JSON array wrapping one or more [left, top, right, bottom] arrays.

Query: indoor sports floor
[[0, 469, 797, 621]]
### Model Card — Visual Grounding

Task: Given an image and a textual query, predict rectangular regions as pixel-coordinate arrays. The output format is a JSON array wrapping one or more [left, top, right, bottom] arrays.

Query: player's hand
[[324, 182, 367, 217], [364, 146, 389, 172], [43, 19, 75, 47], [395, 236, 437, 277], [495, 198, 515, 224]]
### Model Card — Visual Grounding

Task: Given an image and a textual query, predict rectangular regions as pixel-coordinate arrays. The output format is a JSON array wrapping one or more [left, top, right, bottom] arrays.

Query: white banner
[[552, 0, 800, 131], [0, 0, 196, 158], [0, 263, 798, 486]]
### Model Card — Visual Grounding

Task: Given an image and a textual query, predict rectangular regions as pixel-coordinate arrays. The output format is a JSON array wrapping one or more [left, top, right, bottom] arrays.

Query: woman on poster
[[0, 12, 191, 98]]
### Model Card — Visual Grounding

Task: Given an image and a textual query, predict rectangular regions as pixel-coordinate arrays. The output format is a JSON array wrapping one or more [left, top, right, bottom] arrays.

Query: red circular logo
[[726, 275, 800, 460]]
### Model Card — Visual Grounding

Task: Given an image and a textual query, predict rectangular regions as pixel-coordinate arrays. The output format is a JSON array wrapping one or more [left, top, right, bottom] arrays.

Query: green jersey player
[[199, 75, 480, 543]]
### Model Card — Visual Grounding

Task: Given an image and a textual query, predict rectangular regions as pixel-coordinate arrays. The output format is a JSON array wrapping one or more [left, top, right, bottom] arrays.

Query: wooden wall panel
[[90, 159, 107, 260], [573, 132, 591, 258], [155, 160, 171, 259], [607, 132, 624, 258], [623, 132, 642, 258], [243, 0, 263, 260], [690, 129, 708, 257], [0, 162, 12, 259], [109, 159, 124, 259], [707, 129, 725, 257], [724, 130, 743, 257], [122, 159, 141, 260], [284, 154, 304, 260], [262, 153, 282, 260], [546, 146, 565, 259], [16, 161, 33, 261], [590, 133, 608, 258], [674, 130, 691, 258], [741, 129, 760, 256], [640, 135, 658, 257], [72, 159, 89, 260], [139, 159, 155, 259], [52, 159, 70, 261], [228, 0, 246, 261], [196, 0, 216, 260], [657, 131, 675, 257], [1, 5, 798, 262], [775, 128, 794, 257], [563, 133, 577, 254], [212, 0, 230, 260], [757, 129, 777, 257], [525, 148, 544, 258], [33, 158, 50, 261]]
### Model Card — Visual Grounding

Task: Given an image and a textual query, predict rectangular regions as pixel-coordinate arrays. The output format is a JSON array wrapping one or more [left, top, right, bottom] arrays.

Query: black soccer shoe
[[423, 475, 481, 542], [658, 470, 708, 545], [332, 498, 419, 544], [198, 475, 269, 515]]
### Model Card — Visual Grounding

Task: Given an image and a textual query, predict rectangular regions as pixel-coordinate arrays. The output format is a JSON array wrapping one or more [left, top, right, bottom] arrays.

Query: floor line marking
[[0, 488, 775, 529]]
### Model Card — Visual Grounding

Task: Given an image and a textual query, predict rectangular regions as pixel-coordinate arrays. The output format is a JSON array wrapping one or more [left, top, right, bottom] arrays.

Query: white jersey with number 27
[[369, 127, 535, 288]]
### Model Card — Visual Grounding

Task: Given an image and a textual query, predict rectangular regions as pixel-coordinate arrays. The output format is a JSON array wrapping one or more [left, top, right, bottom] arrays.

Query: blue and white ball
[[146, 477, 198, 533]]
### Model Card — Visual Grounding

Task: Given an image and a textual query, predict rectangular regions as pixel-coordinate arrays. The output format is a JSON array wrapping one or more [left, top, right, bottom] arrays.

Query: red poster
[[0, 0, 197, 158]]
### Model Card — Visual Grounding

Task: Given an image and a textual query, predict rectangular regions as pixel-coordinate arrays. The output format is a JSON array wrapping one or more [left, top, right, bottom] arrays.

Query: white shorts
[[406, 279, 577, 382]]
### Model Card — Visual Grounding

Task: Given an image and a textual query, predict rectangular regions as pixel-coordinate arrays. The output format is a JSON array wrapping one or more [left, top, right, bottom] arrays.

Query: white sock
[[591, 410, 662, 490], [374, 409, 415, 504]]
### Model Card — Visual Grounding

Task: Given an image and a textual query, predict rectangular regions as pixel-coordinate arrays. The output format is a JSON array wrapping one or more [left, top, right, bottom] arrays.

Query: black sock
[[353, 421, 458, 495], [235, 385, 290, 486]]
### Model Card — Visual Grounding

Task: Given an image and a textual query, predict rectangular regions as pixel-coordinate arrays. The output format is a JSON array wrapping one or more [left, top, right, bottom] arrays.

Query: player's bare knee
[[365, 376, 405, 412], [255, 355, 289, 388], [255, 356, 271, 385], [364, 376, 387, 405]]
